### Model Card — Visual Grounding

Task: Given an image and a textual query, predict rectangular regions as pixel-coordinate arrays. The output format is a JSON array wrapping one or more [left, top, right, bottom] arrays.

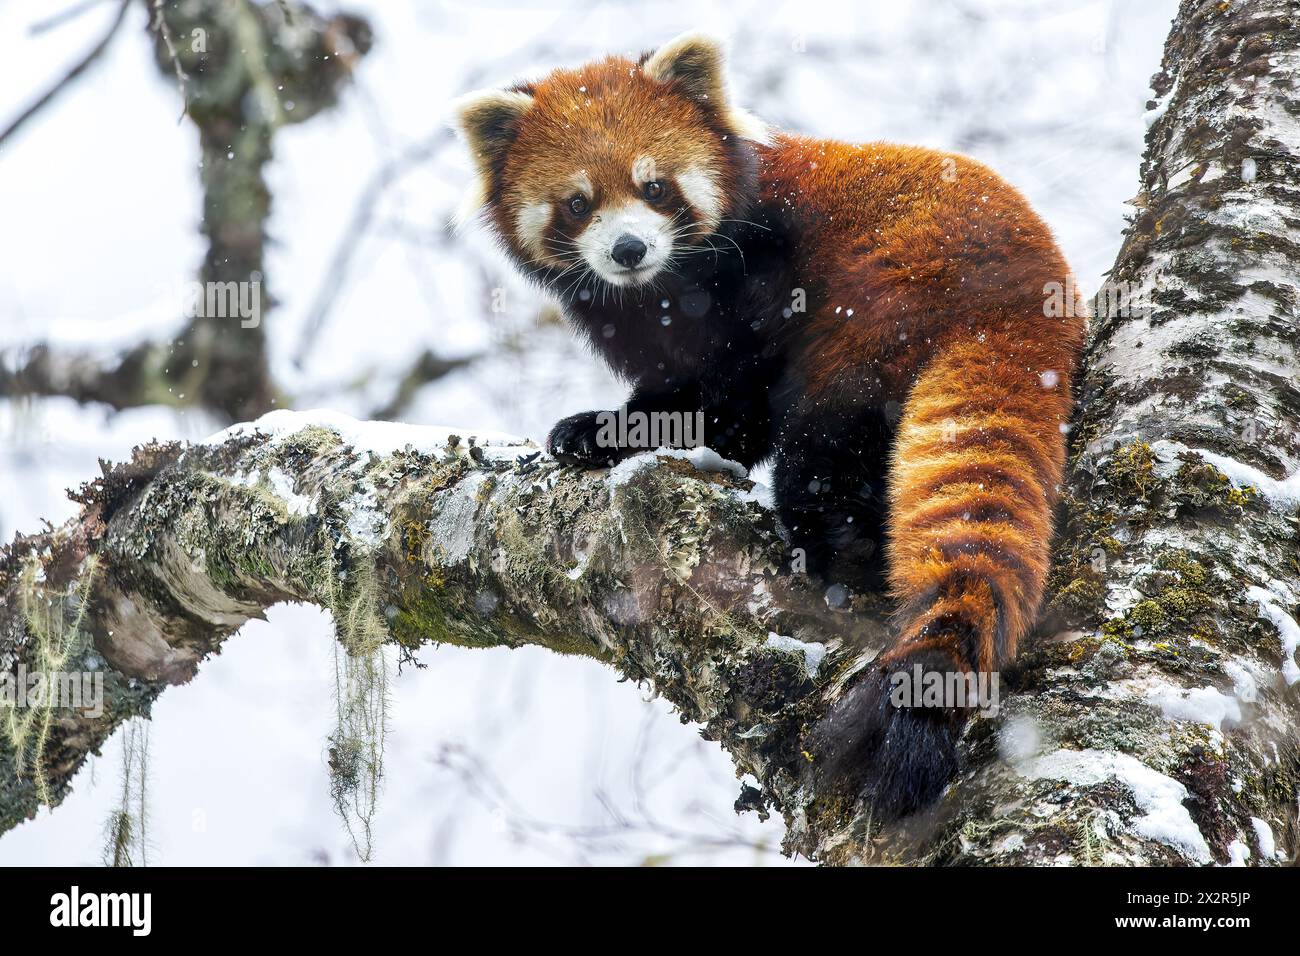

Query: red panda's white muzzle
[[578, 201, 674, 287]]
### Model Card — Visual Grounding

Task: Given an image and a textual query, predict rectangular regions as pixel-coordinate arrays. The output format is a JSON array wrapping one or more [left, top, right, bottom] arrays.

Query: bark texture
[[1, 0, 1297, 864]]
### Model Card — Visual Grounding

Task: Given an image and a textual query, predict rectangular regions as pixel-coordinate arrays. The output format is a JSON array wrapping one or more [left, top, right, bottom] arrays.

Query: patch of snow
[[1188, 448, 1300, 508], [608, 446, 748, 489], [1225, 840, 1250, 866], [764, 633, 826, 679], [1144, 73, 1178, 128], [607, 453, 661, 488], [1222, 659, 1258, 705], [1251, 816, 1277, 861], [566, 543, 592, 580], [206, 408, 532, 458], [673, 446, 748, 477], [738, 480, 775, 509], [267, 466, 315, 517], [1146, 684, 1241, 731], [343, 481, 387, 549], [1247, 586, 1300, 685], [228, 467, 315, 518], [1019, 748, 1211, 863]]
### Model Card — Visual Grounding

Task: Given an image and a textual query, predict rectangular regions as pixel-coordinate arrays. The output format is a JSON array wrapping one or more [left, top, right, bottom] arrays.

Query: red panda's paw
[[546, 411, 625, 469], [804, 651, 964, 822]]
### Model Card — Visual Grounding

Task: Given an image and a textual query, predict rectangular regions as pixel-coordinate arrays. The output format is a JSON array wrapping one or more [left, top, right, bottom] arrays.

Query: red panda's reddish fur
[[761, 137, 1083, 678]]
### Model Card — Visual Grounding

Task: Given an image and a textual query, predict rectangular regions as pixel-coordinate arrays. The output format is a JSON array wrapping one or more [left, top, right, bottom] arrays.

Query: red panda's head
[[454, 33, 768, 290]]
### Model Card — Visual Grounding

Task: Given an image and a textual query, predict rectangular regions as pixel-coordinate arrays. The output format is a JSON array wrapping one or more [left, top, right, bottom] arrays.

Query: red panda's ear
[[453, 88, 534, 172], [452, 88, 534, 226], [643, 33, 771, 145], [643, 32, 727, 105]]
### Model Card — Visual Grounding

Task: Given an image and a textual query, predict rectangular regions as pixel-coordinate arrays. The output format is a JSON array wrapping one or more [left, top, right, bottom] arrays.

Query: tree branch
[[0, 411, 875, 853]]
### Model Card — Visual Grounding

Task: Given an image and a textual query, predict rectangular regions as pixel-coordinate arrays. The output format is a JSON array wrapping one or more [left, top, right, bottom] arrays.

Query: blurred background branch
[[2, 0, 374, 421]]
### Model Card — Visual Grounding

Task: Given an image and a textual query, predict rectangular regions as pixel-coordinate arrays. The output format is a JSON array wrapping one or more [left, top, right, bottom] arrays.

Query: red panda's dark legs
[[771, 403, 894, 591]]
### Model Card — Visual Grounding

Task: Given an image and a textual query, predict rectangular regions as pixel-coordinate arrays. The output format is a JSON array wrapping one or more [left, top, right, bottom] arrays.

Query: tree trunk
[[1, 0, 1297, 864]]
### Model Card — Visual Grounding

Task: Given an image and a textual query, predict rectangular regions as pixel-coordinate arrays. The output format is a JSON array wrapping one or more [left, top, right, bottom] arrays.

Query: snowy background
[[0, 0, 1177, 865]]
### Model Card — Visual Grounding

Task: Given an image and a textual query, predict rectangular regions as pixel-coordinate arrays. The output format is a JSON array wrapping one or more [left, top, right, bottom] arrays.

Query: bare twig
[[28, 0, 115, 36], [148, 0, 189, 121], [292, 129, 453, 368], [368, 349, 480, 421], [0, 0, 132, 151], [431, 743, 781, 864]]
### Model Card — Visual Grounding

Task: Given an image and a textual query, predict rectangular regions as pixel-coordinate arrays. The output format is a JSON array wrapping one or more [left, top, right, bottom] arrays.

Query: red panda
[[454, 33, 1086, 819]]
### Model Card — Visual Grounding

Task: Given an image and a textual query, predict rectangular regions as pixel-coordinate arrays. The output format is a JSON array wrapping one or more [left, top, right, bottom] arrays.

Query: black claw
[[546, 410, 619, 469]]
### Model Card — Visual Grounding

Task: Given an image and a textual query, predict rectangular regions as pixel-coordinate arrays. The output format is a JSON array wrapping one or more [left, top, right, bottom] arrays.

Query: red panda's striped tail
[[807, 332, 1073, 820]]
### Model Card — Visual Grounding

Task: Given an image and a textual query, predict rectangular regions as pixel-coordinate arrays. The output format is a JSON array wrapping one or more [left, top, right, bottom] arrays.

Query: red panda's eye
[[643, 181, 664, 201], [568, 195, 589, 216]]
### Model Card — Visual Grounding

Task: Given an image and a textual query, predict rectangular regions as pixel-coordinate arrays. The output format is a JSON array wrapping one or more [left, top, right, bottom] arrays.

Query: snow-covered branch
[[0, 410, 876, 855]]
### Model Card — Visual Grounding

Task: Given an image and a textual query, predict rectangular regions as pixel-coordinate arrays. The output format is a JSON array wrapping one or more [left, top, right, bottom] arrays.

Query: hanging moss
[[4, 556, 99, 805], [102, 717, 151, 867], [320, 551, 390, 863]]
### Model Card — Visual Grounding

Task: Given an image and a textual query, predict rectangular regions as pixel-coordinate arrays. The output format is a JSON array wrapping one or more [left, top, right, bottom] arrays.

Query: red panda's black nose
[[611, 234, 648, 268]]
